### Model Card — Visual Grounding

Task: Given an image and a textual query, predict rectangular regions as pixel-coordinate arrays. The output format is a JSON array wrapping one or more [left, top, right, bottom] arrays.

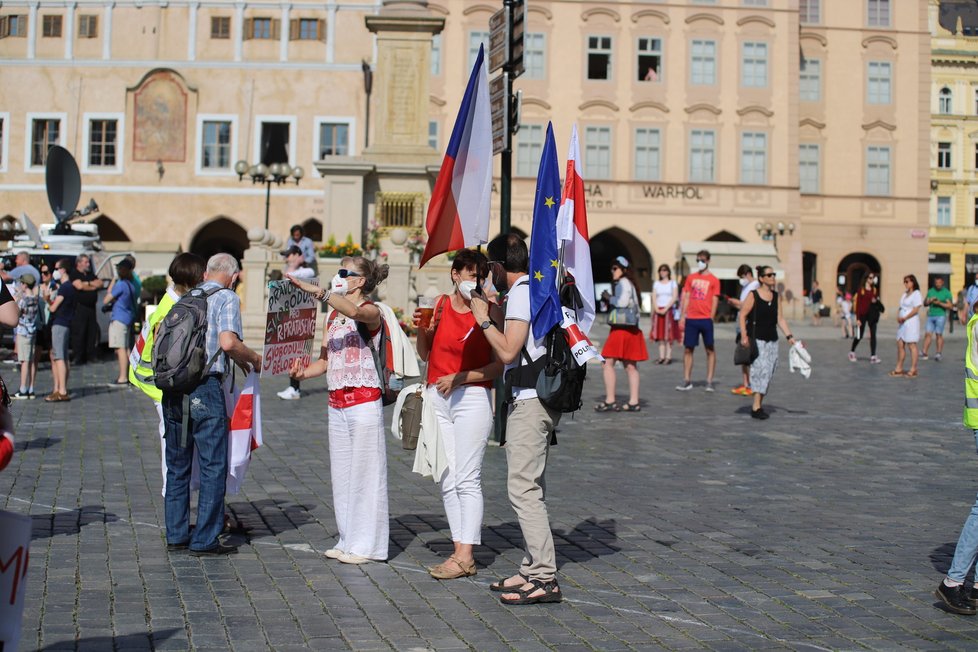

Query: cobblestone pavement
[[3, 320, 978, 651]]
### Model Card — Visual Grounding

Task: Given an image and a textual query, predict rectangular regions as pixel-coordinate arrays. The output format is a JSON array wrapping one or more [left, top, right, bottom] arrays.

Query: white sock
[[944, 577, 964, 588]]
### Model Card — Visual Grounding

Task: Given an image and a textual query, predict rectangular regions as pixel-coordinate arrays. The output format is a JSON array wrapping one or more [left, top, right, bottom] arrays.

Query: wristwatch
[[480, 320, 493, 330]]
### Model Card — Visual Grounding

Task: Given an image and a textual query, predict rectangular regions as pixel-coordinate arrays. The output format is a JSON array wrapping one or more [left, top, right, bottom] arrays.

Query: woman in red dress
[[596, 256, 648, 412]]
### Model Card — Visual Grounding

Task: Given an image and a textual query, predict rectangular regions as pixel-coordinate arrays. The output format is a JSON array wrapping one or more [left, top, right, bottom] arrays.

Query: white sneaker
[[847, 352, 857, 362], [324, 548, 344, 559], [935, 353, 943, 362], [277, 386, 300, 400], [870, 355, 881, 364]]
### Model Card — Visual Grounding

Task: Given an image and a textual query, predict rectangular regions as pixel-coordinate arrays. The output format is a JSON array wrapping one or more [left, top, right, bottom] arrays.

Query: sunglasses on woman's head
[[338, 269, 361, 278]]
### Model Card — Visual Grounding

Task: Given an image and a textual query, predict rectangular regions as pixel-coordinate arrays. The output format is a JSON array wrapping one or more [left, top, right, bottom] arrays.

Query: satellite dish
[[45, 145, 81, 223]]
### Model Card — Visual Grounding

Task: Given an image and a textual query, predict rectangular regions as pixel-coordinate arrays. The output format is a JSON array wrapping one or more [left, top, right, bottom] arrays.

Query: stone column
[[65, 3, 76, 60], [241, 228, 281, 345], [363, 1, 445, 161], [234, 2, 245, 62], [27, 2, 37, 60], [279, 3, 290, 62], [102, 2, 114, 60], [187, 2, 198, 61]]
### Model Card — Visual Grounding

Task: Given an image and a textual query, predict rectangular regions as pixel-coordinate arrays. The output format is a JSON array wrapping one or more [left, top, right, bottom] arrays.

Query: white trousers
[[427, 385, 492, 545], [328, 399, 389, 560]]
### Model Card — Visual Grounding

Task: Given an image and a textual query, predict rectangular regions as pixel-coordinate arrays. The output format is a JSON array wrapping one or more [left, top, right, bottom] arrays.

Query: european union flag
[[529, 122, 562, 340]]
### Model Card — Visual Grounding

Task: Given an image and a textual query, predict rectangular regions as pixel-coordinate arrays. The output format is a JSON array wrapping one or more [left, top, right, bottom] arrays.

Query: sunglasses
[[761, 273, 775, 278], [40, 269, 50, 274], [338, 269, 361, 279]]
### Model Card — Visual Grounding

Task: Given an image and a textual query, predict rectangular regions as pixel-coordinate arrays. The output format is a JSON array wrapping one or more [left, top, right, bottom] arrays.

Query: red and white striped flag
[[556, 125, 596, 334], [227, 372, 262, 494]]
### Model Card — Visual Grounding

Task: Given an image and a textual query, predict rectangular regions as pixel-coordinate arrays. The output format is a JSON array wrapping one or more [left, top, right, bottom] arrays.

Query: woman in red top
[[849, 273, 882, 364], [414, 250, 502, 580]]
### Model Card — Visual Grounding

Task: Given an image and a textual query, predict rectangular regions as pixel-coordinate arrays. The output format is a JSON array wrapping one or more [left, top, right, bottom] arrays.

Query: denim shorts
[[51, 324, 70, 361], [925, 315, 946, 334]]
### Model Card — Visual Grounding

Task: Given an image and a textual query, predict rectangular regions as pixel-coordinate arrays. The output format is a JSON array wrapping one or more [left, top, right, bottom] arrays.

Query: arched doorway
[[190, 217, 249, 262], [93, 215, 130, 242], [837, 252, 881, 296], [301, 218, 323, 242], [590, 227, 654, 293]]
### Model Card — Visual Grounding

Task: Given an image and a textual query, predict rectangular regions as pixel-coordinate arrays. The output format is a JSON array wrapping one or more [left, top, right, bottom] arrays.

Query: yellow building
[[0, 0, 931, 316], [930, 0, 978, 295]]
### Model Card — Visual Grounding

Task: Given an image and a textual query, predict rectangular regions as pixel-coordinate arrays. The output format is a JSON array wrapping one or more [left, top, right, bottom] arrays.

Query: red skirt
[[601, 326, 649, 362], [649, 312, 680, 342]]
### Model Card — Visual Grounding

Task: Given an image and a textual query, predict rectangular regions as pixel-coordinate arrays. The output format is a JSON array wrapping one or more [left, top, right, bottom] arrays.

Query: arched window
[[939, 87, 953, 115]]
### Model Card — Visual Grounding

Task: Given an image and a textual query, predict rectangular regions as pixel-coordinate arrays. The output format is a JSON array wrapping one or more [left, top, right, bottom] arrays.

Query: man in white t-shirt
[[726, 264, 759, 396], [471, 233, 562, 606]]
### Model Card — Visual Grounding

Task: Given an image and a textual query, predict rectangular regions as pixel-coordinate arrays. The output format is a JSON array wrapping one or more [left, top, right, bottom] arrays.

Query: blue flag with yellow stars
[[528, 122, 562, 340]]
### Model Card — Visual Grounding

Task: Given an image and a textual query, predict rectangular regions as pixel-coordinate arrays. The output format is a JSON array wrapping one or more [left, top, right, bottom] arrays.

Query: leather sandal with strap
[[489, 573, 528, 592], [429, 556, 477, 580], [499, 578, 562, 605]]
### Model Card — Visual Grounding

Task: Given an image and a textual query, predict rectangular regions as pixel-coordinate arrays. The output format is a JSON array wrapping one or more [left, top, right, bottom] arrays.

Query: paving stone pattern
[[3, 321, 978, 650]]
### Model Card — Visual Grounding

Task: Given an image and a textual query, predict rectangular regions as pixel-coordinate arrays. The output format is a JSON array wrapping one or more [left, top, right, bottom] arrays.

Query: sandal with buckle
[[888, 370, 905, 377], [490, 573, 528, 592], [618, 403, 641, 412], [499, 578, 562, 605], [429, 556, 477, 580], [594, 401, 616, 412], [905, 370, 919, 378]]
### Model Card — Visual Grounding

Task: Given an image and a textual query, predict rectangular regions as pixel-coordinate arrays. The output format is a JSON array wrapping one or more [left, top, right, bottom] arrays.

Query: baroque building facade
[[0, 0, 931, 316]]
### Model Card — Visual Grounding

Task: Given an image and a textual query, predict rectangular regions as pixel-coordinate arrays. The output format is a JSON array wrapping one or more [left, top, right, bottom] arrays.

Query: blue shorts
[[684, 318, 715, 349], [926, 315, 946, 334]]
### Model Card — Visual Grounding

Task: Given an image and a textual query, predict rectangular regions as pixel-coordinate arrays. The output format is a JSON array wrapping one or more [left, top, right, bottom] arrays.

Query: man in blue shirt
[[285, 224, 317, 275], [161, 253, 262, 556], [1, 251, 41, 288]]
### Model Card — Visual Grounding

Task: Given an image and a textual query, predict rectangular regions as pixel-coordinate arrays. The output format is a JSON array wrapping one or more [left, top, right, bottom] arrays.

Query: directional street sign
[[488, 8, 508, 73], [490, 72, 509, 155]]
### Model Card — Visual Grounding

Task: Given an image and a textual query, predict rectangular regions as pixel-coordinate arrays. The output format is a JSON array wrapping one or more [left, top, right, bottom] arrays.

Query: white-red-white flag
[[556, 125, 596, 334], [227, 372, 262, 494], [561, 307, 602, 366]]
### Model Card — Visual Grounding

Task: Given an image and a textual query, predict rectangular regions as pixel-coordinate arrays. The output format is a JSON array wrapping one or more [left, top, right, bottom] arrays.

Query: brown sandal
[[429, 556, 477, 580]]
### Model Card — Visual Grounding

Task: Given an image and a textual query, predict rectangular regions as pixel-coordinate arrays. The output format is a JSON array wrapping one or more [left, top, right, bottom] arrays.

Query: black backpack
[[150, 287, 231, 393], [504, 281, 587, 415]]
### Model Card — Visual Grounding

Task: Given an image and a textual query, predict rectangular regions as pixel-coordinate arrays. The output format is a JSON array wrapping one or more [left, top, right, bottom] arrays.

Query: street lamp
[[234, 159, 305, 230], [756, 221, 795, 246]]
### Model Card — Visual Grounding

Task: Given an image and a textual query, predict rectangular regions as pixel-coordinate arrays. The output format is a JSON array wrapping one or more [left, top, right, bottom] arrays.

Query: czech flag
[[556, 125, 596, 334], [528, 123, 563, 340], [420, 44, 493, 267]]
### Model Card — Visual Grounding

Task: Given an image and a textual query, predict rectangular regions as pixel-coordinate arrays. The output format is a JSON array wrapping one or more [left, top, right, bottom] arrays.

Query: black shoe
[[750, 408, 770, 420], [189, 543, 239, 557], [935, 582, 977, 615], [969, 586, 978, 608], [166, 541, 189, 551]]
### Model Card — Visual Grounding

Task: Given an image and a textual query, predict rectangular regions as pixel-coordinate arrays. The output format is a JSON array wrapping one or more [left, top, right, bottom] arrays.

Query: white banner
[[0, 510, 31, 651]]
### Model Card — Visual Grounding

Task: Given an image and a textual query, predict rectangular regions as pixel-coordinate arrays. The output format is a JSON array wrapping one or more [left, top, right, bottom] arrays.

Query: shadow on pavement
[[480, 518, 620, 568], [14, 436, 62, 451], [39, 627, 183, 650], [31, 505, 119, 540], [228, 498, 318, 538], [930, 542, 956, 575]]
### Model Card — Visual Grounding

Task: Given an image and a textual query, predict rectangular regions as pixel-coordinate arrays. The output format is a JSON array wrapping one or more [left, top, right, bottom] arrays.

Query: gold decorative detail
[[685, 13, 724, 26], [375, 192, 426, 229]]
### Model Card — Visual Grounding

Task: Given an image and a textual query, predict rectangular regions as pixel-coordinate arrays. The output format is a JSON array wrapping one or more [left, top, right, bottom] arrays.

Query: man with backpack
[[160, 253, 261, 556], [470, 233, 563, 606]]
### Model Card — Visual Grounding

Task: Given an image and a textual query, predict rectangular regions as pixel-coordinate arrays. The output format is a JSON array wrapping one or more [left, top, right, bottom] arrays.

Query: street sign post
[[488, 8, 508, 73]]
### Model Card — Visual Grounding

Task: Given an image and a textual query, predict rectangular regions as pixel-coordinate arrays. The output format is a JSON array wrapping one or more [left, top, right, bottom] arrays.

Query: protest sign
[[263, 280, 319, 377], [0, 510, 31, 651]]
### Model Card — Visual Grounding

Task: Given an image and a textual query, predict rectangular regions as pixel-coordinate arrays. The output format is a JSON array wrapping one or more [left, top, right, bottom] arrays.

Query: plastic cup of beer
[[418, 296, 436, 329]]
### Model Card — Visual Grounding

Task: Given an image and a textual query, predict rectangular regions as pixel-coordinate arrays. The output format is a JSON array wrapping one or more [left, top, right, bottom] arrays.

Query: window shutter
[[18, 15, 28, 37], [318, 19, 326, 42], [272, 18, 280, 40], [242, 18, 252, 40], [289, 18, 298, 40]]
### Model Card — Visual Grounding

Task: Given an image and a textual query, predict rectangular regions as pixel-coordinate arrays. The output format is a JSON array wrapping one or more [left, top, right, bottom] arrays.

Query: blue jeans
[[162, 376, 228, 552], [948, 430, 978, 582]]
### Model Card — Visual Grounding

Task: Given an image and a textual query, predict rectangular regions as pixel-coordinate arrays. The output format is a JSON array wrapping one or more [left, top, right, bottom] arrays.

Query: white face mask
[[330, 274, 349, 296], [696, 260, 707, 271], [53, 270, 63, 281], [739, 277, 748, 287], [457, 280, 478, 300]]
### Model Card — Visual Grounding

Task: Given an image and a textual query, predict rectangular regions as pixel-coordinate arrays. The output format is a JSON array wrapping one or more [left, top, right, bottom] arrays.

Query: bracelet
[[316, 288, 331, 304], [787, 334, 794, 340]]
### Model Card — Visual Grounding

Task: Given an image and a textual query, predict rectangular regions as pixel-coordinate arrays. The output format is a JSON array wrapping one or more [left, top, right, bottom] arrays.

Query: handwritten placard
[[0, 510, 31, 651], [263, 280, 319, 377]]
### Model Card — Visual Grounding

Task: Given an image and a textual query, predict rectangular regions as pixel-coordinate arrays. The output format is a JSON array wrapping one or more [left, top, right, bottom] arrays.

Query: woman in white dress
[[649, 265, 679, 364], [890, 274, 923, 378]]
